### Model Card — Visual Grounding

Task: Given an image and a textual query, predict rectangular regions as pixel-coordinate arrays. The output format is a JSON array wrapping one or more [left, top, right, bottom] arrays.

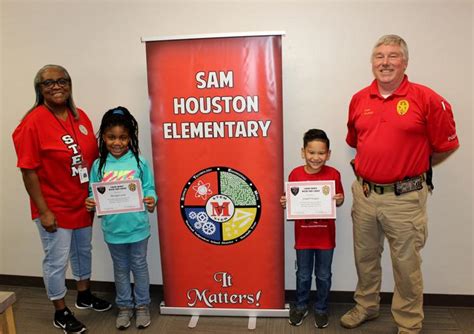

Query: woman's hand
[[40, 209, 57, 233], [85, 197, 96, 212], [280, 194, 287, 209], [144, 196, 156, 213], [21, 168, 57, 233]]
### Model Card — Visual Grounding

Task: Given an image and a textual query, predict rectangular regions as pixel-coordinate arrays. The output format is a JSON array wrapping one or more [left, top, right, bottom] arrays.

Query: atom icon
[[192, 180, 213, 200]]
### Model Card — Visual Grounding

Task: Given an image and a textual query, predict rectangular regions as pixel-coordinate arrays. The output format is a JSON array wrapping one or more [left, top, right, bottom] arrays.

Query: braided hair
[[97, 106, 142, 179]]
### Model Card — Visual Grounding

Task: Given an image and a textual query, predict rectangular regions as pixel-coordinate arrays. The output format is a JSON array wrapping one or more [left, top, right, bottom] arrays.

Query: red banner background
[[145, 34, 284, 309]]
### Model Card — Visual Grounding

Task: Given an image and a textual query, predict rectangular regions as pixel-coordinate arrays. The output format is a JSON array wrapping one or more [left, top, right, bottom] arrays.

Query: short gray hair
[[372, 34, 409, 61]]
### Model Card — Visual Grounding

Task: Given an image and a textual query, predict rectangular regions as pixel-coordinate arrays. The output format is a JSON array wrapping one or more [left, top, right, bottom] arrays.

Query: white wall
[[1, 0, 472, 295]]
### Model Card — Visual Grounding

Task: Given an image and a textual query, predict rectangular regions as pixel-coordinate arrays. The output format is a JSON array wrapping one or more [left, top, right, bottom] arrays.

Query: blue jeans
[[35, 220, 92, 300], [295, 248, 334, 314], [107, 238, 150, 308]]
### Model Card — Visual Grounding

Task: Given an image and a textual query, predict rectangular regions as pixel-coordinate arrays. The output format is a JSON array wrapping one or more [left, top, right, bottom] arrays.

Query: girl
[[86, 106, 157, 330]]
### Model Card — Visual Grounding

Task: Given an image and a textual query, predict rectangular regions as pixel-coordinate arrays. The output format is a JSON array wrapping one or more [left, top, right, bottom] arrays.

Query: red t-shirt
[[12, 105, 98, 229], [288, 165, 344, 250], [346, 75, 459, 184]]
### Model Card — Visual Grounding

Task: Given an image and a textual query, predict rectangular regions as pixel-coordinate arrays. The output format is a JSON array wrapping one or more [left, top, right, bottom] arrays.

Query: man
[[341, 35, 459, 334]]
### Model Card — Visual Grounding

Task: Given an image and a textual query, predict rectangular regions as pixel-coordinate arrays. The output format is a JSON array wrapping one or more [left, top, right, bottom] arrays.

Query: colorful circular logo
[[180, 167, 261, 245]]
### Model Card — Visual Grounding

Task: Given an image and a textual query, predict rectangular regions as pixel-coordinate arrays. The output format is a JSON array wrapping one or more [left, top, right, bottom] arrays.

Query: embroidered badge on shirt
[[396, 100, 410, 115], [79, 124, 88, 135]]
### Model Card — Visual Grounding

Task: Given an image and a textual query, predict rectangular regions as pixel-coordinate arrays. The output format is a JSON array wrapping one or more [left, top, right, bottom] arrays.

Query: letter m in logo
[[211, 201, 230, 217]]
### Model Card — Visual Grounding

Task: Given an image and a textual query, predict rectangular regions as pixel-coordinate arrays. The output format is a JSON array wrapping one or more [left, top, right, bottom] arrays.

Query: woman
[[12, 65, 111, 333]]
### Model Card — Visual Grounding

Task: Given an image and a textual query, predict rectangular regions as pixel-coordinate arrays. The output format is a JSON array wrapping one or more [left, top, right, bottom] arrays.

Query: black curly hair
[[97, 106, 142, 179]]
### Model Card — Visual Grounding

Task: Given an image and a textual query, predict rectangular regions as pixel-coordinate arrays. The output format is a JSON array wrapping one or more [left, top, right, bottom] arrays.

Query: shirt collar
[[106, 149, 133, 162], [369, 75, 409, 98]]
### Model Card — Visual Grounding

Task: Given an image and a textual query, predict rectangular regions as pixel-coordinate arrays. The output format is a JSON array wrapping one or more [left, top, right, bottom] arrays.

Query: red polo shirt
[[289, 165, 344, 250], [12, 106, 98, 229], [346, 75, 459, 184]]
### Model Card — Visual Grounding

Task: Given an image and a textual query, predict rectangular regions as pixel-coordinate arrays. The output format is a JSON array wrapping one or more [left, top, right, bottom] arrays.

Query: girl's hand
[[280, 194, 287, 209], [144, 196, 156, 213], [85, 197, 96, 212], [333, 193, 344, 207]]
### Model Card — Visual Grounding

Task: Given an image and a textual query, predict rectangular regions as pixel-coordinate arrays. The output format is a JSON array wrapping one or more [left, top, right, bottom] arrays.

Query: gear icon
[[190, 211, 208, 231], [194, 221, 203, 229], [201, 222, 216, 235], [196, 212, 208, 223]]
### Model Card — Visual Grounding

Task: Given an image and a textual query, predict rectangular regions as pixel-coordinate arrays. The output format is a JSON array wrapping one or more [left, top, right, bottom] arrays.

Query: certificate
[[285, 180, 336, 219], [92, 179, 145, 215]]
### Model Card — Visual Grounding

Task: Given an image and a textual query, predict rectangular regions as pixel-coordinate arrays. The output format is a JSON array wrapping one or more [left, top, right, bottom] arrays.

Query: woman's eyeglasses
[[40, 78, 70, 88]]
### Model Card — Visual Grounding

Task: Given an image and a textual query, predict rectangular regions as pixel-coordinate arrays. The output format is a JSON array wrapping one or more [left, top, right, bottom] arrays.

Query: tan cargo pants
[[351, 179, 429, 333]]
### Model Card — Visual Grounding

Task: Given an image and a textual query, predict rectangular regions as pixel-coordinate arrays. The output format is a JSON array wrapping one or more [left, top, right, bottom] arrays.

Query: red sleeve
[[426, 95, 459, 153], [335, 170, 344, 196], [288, 169, 295, 182], [77, 108, 99, 163], [78, 108, 93, 127], [12, 118, 41, 170], [288, 166, 302, 182], [346, 96, 357, 148]]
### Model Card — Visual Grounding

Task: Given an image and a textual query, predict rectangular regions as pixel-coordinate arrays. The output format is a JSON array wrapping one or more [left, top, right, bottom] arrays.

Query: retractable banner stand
[[143, 32, 286, 320]]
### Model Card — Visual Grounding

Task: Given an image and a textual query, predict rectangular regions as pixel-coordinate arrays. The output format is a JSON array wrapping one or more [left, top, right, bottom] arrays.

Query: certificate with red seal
[[285, 180, 336, 220], [92, 179, 144, 215]]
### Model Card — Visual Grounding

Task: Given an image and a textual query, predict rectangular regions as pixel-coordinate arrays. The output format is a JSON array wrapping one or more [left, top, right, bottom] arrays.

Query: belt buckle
[[394, 175, 424, 196], [373, 185, 384, 195], [362, 180, 371, 197]]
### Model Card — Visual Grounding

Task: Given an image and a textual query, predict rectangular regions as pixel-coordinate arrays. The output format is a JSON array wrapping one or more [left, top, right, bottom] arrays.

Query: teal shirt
[[89, 151, 157, 244]]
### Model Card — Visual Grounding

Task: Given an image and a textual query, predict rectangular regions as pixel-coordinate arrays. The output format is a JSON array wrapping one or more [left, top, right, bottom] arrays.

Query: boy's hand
[[85, 197, 96, 212], [280, 194, 287, 209], [144, 196, 156, 213], [333, 193, 344, 207]]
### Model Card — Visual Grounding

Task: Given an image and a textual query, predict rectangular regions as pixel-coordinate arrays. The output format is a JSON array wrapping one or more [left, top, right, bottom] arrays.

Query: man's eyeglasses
[[40, 78, 70, 88]]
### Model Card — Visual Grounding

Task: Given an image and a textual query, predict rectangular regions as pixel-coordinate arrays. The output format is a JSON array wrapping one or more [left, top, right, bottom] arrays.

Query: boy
[[281, 129, 344, 328]]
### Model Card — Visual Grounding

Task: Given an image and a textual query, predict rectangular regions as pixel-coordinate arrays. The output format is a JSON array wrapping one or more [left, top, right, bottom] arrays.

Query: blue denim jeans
[[107, 237, 150, 308], [295, 248, 334, 314], [35, 220, 92, 300]]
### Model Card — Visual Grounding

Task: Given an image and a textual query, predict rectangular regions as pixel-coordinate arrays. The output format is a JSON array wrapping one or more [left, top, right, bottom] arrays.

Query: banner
[[144, 32, 285, 313]]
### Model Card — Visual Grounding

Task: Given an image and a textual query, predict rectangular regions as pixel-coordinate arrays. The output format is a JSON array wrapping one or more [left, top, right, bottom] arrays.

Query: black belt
[[357, 174, 425, 196]]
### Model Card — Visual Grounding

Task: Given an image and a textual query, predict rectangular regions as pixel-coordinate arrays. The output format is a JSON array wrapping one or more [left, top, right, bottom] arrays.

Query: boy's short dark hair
[[303, 129, 330, 149]]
